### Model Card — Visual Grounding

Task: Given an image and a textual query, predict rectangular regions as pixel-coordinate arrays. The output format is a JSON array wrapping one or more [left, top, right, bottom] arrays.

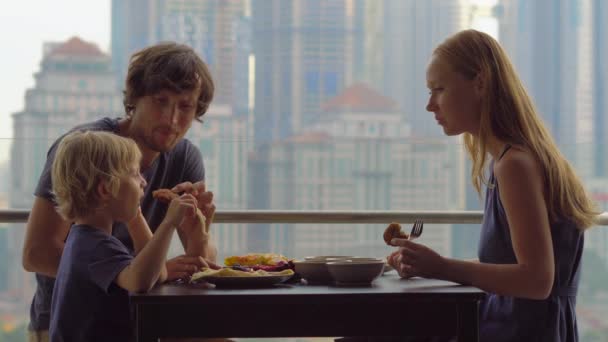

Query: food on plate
[[191, 267, 294, 282], [383, 222, 408, 244], [189, 254, 299, 284], [224, 253, 294, 272], [152, 188, 208, 233]]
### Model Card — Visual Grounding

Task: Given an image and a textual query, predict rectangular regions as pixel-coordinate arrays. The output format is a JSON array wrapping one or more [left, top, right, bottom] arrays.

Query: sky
[[0, 0, 496, 164], [0, 1, 110, 162]]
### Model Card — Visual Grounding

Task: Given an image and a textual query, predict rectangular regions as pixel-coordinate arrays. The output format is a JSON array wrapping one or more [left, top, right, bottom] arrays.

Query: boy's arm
[[116, 194, 195, 292], [126, 208, 168, 283], [22, 196, 72, 277], [115, 220, 175, 292]]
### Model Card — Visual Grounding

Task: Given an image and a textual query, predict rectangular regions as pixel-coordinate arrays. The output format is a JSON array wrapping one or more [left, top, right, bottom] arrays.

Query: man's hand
[[178, 208, 208, 237], [172, 181, 216, 229], [165, 255, 220, 281]]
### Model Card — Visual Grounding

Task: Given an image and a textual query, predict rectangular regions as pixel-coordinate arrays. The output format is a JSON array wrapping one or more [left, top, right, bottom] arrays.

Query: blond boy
[[48, 131, 198, 342]]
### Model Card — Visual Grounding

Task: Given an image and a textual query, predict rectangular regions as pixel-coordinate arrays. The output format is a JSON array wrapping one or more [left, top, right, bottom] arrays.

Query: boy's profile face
[[129, 87, 201, 153], [108, 160, 147, 222]]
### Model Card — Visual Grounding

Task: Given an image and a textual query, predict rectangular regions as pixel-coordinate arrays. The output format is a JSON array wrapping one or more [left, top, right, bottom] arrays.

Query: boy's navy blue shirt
[[49, 225, 133, 342]]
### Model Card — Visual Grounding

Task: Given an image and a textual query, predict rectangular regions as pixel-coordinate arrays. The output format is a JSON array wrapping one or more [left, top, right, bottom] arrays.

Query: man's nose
[[161, 104, 179, 125]]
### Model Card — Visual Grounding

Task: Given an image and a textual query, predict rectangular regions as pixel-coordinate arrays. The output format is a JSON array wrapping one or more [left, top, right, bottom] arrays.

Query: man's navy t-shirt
[[29, 117, 205, 331], [49, 225, 134, 342]]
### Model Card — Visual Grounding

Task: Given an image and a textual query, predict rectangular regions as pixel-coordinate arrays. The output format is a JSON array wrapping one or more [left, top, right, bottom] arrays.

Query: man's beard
[[139, 130, 177, 153]]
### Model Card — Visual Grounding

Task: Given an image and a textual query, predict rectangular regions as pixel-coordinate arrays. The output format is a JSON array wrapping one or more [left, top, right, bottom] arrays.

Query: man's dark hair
[[123, 42, 214, 121]]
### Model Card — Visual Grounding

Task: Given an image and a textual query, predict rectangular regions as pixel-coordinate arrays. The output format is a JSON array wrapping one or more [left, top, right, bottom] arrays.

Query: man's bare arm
[[22, 197, 71, 277]]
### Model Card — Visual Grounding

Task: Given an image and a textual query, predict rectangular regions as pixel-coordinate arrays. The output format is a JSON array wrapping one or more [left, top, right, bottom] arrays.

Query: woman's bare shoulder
[[494, 146, 543, 184]]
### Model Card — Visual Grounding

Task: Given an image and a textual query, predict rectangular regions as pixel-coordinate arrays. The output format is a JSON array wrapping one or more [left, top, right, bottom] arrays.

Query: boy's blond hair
[[51, 131, 142, 221]]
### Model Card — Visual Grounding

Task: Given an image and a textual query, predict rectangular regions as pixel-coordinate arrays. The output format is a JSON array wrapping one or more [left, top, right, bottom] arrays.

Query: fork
[[409, 219, 423, 241]]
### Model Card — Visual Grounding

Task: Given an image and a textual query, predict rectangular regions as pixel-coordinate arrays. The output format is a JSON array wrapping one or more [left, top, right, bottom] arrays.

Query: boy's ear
[[96, 180, 112, 200]]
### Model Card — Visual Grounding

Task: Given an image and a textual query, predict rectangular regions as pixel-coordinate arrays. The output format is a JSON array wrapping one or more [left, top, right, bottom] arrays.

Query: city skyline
[[0, 0, 498, 164], [0, 0, 110, 163], [3, 1, 608, 339]]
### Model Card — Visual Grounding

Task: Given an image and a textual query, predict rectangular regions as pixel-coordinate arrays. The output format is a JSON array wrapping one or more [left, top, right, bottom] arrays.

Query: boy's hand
[[171, 181, 216, 227], [163, 194, 197, 228], [165, 255, 221, 281], [126, 206, 144, 229]]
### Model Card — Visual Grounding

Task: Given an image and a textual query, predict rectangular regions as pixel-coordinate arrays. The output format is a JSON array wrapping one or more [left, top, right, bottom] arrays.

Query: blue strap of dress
[[498, 144, 512, 160]]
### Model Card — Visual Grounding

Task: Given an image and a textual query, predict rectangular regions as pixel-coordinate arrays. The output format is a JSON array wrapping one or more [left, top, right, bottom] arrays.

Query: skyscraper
[[10, 36, 122, 310], [11, 37, 122, 210], [592, 0, 608, 177], [182, 104, 251, 259], [247, 0, 365, 251], [111, 0, 246, 105], [380, 0, 467, 137], [250, 0, 363, 144], [248, 84, 462, 256], [497, 0, 593, 175]]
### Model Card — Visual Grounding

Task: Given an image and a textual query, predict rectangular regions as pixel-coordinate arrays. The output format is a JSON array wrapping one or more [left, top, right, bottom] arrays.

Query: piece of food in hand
[[152, 188, 179, 203], [153, 188, 208, 233], [383, 222, 408, 245]]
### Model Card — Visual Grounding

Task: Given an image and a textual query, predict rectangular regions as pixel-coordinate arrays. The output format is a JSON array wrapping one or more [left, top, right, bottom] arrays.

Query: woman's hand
[[387, 250, 414, 279], [390, 238, 447, 279]]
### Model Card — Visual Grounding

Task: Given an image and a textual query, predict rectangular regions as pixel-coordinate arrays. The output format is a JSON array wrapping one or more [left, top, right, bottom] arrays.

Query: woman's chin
[[442, 126, 464, 137]]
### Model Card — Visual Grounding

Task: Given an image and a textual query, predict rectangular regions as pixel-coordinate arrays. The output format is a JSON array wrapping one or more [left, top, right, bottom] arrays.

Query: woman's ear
[[474, 72, 485, 95]]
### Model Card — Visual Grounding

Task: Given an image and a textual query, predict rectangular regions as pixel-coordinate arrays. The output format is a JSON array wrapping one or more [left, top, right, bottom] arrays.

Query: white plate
[[195, 274, 293, 287]]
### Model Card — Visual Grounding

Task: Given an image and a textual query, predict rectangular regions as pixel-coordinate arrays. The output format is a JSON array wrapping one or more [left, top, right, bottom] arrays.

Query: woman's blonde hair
[[51, 131, 141, 221], [433, 29, 597, 229]]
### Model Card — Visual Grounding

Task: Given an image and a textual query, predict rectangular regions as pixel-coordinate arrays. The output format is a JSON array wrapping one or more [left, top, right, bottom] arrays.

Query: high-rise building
[[11, 37, 122, 210], [232, 16, 253, 119], [111, 0, 246, 105], [9, 36, 122, 311], [380, 0, 467, 137], [249, 84, 463, 256], [592, 0, 608, 177], [247, 0, 365, 251], [183, 104, 251, 258], [250, 0, 363, 144], [497, 0, 593, 176]]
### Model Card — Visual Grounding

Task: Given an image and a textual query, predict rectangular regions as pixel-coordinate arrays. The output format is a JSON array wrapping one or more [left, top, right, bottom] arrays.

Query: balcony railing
[[2, 209, 608, 225]]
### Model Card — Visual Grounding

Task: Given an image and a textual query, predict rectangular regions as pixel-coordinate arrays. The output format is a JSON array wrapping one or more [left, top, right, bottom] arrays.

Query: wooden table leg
[[456, 301, 479, 342], [135, 304, 158, 342]]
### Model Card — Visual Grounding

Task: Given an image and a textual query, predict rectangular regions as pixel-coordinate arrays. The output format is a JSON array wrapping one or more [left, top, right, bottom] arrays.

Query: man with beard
[[22, 42, 218, 341]]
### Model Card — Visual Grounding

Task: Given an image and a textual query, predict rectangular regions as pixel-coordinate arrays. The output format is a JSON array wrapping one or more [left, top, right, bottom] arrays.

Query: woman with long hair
[[388, 29, 597, 341]]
